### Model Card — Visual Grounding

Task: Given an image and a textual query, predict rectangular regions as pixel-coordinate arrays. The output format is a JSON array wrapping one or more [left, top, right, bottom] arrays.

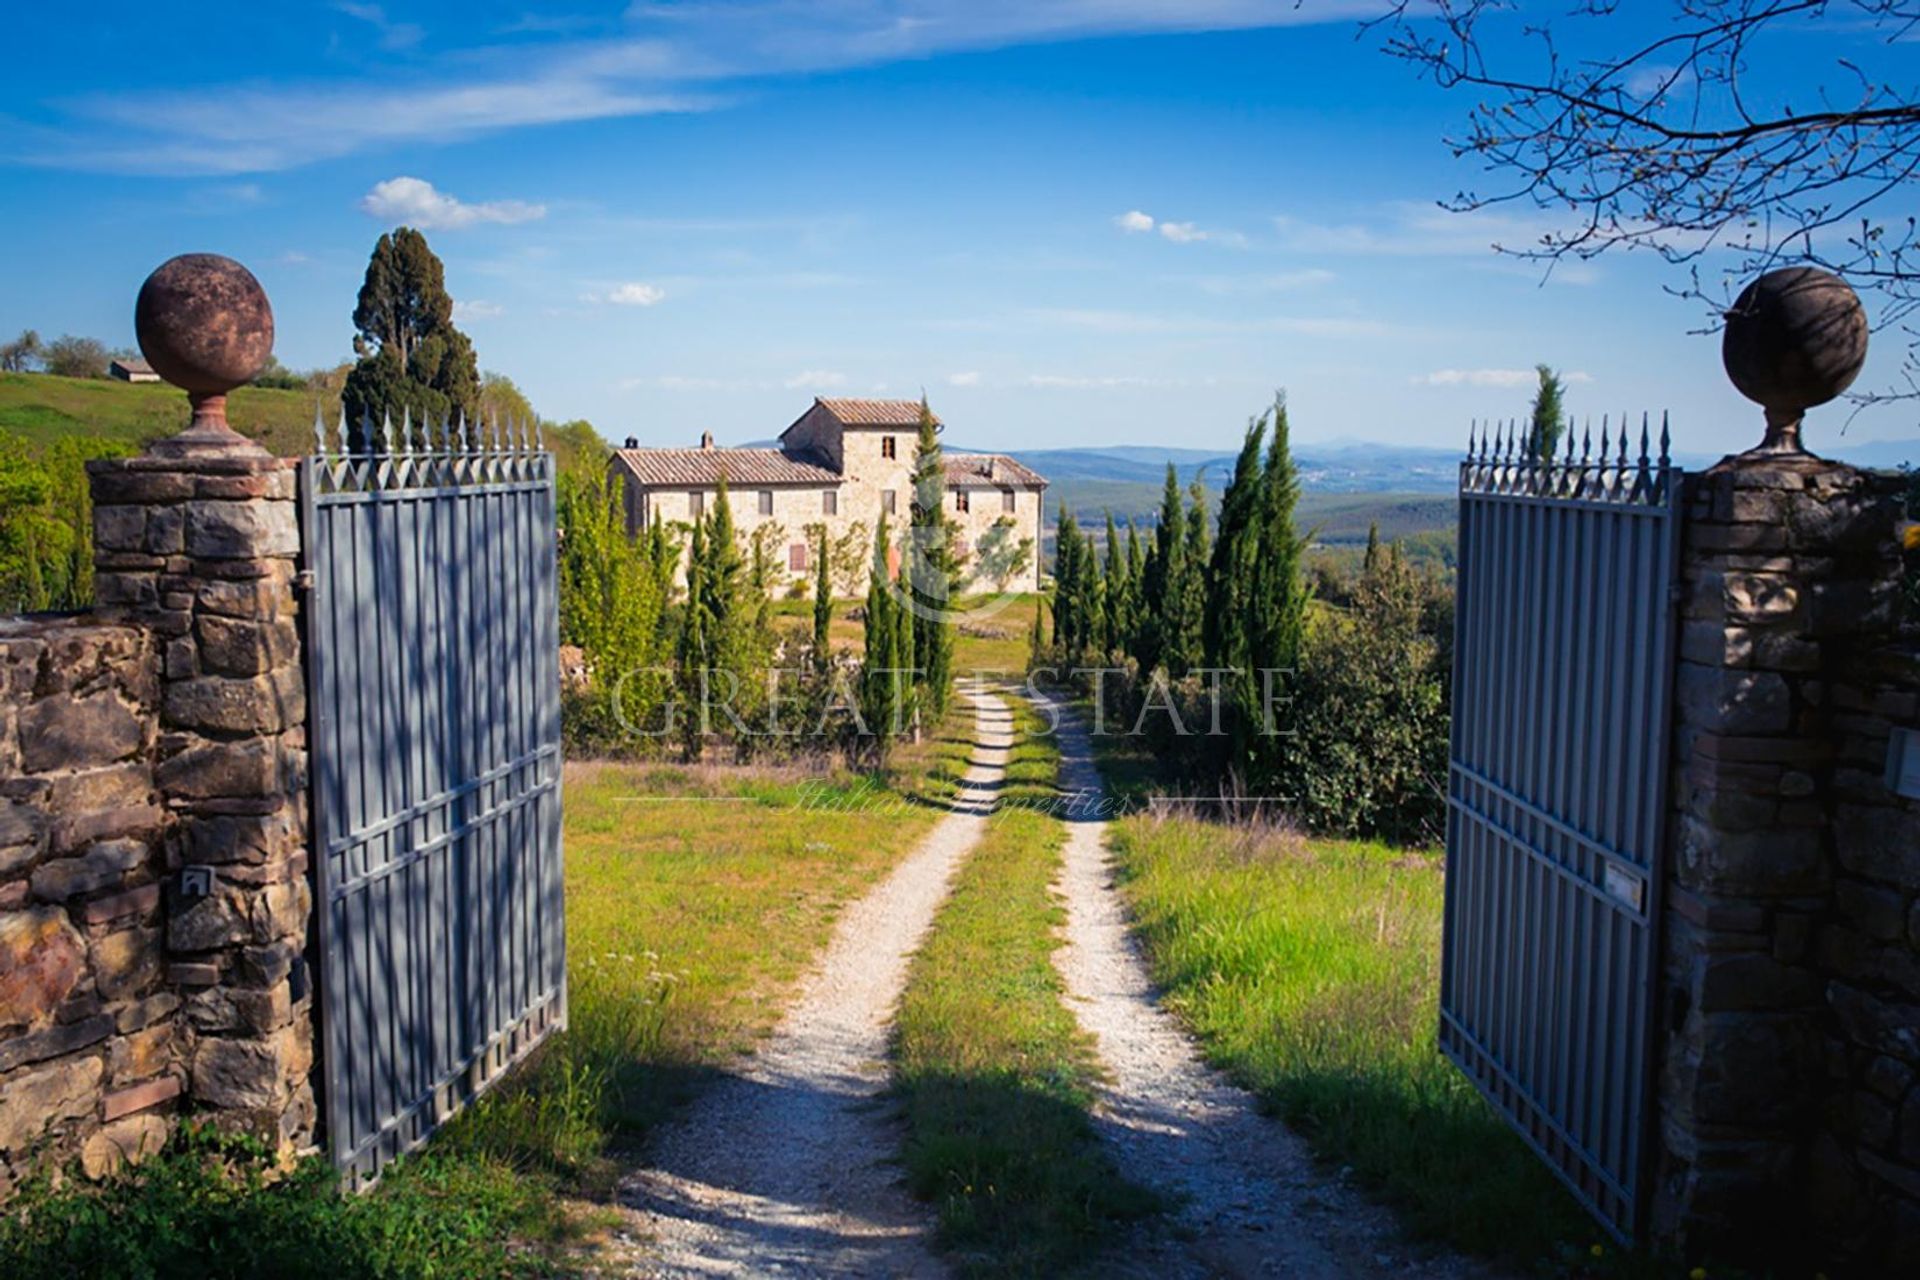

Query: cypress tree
[[1363, 520, 1382, 575], [907, 397, 954, 713], [862, 519, 903, 755], [812, 523, 833, 670], [1123, 520, 1145, 657], [1202, 416, 1268, 673], [342, 227, 481, 436], [1102, 511, 1123, 654], [1053, 506, 1083, 659], [1139, 466, 1185, 674], [1249, 394, 1309, 786]]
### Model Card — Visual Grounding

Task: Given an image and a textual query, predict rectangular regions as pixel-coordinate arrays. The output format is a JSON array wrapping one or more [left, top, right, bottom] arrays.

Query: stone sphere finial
[[134, 253, 275, 456], [1721, 265, 1868, 457]]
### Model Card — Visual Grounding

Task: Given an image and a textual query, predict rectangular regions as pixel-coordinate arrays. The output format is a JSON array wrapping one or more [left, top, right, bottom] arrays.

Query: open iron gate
[[301, 414, 565, 1185], [1441, 420, 1683, 1242]]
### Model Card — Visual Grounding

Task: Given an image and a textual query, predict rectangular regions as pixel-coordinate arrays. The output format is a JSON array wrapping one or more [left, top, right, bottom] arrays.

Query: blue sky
[[2, 2, 1913, 457]]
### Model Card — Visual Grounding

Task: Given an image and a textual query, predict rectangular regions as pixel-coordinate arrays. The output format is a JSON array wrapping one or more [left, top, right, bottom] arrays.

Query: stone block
[[88, 467, 193, 504], [92, 505, 145, 553], [0, 841, 40, 881], [195, 573, 294, 620], [186, 982, 291, 1035], [1830, 983, 1920, 1060], [192, 1035, 289, 1110], [1695, 951, 1820, 1012], [187, 811, 296, 866], [142, 505, 185, 556], [168, 888, 252, 953], [46, 762, 152, 816], [184, 500, 298, 559], [79, 1113, 168, 1180], [29, 838, 148, 902], [0, 1054, 102, 1153], [109, 1022, 172, 1083], [154, 738, 278, 800], [163, 669, 303, 735], [94, 571, 159, 609], [81, 882, 161, 926], [99, 1073, 180, 1122], [164, 637, 196, 680], [1677, 664, 1793, 735], [0, 906, 86, 1032], [250, 879, 309, 945], [1691, 1012, 1820, 1126], [0, 802, 41, 851], [114, 990, 178, 1034], [1837, 879, 1910, 941], [1678, 816, 1828, 896], [235, 940, 298, 985], [0, 1012, 111, 1074], [196, 616, 298, 678], [91, 924, 162, 1000], [167, 962, 220, 987], [1836, 804, 1920, 889], [50, 803, 161, 855]]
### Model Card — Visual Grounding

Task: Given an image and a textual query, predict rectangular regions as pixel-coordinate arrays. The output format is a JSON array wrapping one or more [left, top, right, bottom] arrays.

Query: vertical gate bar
[[300, 463, 339, 1171]]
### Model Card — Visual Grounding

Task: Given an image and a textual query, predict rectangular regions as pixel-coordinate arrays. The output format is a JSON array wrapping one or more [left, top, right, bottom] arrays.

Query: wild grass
[[892, 697, 1157, 1278], [1107, 813, 1592, 1266], [442, 758, 947, 1183]]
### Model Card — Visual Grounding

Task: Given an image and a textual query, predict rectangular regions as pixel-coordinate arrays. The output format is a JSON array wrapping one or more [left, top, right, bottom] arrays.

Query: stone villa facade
[[609, 398, 1047, 595]]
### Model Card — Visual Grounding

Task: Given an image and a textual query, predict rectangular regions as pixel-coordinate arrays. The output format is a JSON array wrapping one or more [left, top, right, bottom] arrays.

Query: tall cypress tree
[[1102, 511, 1124, 654], [1202, 416, 1268, 673], [812, 523, 833, 670], [862, 519, 903, 755], [1053, 506, 1083, 659], [1123, 519, 1145, 658], [1249, 394, 1309, 785], [1139, 466, 1185, 674], [907, 397, 954, 713]]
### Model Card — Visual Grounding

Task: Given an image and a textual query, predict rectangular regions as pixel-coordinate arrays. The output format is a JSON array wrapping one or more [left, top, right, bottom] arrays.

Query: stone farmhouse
[[609, 398, 1048, 596]]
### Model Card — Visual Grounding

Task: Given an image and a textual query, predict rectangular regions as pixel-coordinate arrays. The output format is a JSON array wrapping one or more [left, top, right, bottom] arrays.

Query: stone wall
[[0, 441, 315, 1199], [0, 616, 176, 1196], [1655, 455, 1916, 1272]]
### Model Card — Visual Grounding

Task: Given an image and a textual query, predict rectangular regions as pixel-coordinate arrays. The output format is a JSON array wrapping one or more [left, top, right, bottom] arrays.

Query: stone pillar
[[87, 440, 314, 1160], [1653, 454, 1906, 1265]]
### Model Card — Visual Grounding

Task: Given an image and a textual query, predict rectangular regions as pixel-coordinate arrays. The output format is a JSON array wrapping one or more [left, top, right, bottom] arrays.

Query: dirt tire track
[[1040, 692, 1506, 1280], [617, 683, 1011, 1278]]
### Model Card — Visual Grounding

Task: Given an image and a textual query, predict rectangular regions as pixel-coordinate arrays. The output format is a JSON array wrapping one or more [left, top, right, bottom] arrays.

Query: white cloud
[[1025, 374, 1197, 390], [31, 3, 1372, 173], [584, 281, 666, 306], [784, 369, 848, 389], [1190, 269, 1336, 294], [1415, 368, 1595, 388], [1114, 210, 1155, 233], [1625, 64, 1693, 99], [334, 2, 425, 51], [946, 371, 982, 387], [360, 176, 545, 229], [452, 299, 504, 320]]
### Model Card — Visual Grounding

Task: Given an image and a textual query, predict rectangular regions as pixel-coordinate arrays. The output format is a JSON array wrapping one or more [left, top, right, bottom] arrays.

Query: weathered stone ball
[[1722, 265, 1867, 414], [134, 254, 274, 395]]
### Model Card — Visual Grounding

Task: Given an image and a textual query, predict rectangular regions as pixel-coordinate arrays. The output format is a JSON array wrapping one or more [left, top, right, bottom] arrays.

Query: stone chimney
[[700, 431, 714, 450]]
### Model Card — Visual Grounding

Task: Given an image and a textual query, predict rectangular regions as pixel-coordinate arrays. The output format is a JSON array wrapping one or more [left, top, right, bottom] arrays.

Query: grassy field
[[1106, 815, 1591, 1266], [0, 735, 959, 1278], [0, 371, 333, 454], [893, 696, 1157, 1277]]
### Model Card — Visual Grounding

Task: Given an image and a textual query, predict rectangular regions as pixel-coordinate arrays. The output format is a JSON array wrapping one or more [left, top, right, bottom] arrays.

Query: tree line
[[1038, 396, 1451, 845]]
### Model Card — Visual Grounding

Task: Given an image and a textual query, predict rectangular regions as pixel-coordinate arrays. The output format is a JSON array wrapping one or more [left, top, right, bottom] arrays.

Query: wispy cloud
[[785, 369, 848, 389], [1414, 368, 1594, 388], [1026, 306, 1391, 338], [584, 281, 667, 306], [452, 299, 504, 320], [334, 1, 425, 51], [1272, 202, 1568, 258], [360, 176, 546, 229], [25, 2, 1372, 173], [1025, 373, 1202, 389], [1188, 268, 1336, 294], [1114, 210, 1155, 233], [946, 371, 982, 387], [1112, 209, 1247, 246]]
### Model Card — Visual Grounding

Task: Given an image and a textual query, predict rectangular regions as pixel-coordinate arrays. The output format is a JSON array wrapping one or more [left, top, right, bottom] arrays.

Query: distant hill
[[0, 372, 602, 474]]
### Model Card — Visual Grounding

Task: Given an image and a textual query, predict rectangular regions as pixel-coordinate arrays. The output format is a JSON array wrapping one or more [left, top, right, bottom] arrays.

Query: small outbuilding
[[109, 357, 160, 383]]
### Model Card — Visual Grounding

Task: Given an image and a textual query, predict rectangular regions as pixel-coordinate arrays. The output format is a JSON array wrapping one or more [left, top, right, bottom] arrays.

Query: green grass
[[0, 753, 950, 1277], [1107, 815, 1592, 1266], [892, 696, 1157, 1278]]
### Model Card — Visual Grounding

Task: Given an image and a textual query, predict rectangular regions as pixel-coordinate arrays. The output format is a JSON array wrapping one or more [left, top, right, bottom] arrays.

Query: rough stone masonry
[[1655, 454, 1919, 1273], [0, 440, 315, 1196]]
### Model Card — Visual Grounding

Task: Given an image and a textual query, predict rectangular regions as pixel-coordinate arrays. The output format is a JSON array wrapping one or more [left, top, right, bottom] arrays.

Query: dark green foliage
[[862, 519, 910, 755], [0, 1125, 562, 1280], [813, 523, 833, 668], [1101, 511, 1125, 653], [1049, 506, 1100, 663], [1530, 364, 1566, 462], [555, 466, 669, 754], [1244, 398, 1311, 785], [0, 432, 129, 612], [1280, 545, 1449, 844], [341, 228, 481, 435], [1123, 520, 1145, 654], [907, 398, 955, 714], [41, 335, 110, 380]]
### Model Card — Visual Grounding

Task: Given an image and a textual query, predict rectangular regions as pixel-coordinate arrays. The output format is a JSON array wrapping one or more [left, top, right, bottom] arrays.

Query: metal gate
[[301, 413, 565, 1185], [1441, 418, 1682, 1242]]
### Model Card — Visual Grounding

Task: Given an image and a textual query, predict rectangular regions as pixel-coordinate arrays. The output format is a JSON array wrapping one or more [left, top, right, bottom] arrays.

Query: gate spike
[[1597, 414, 1611, 464], [312, 402, 326, 455], [456, 409, 470, 453], [1581, 418, 1592, 461], [1562, 417, 1576, 462], [336, 407, 349, 457], [1659, 411, 1672, 468], [1617, 414, 1630, 464], [534, 416, 545, 450], [1638, 412, 1651, 466], [401, 406, 414, 455], [381, 409, 396, 455], [360, 409, 376, 456], [487, 413, 501, 453]]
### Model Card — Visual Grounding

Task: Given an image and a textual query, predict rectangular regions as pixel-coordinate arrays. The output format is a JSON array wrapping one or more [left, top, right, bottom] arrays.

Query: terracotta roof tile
[[611, 447, 840, 487], [815, 397, 941, 427], [944, 453, 1046, 489]]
